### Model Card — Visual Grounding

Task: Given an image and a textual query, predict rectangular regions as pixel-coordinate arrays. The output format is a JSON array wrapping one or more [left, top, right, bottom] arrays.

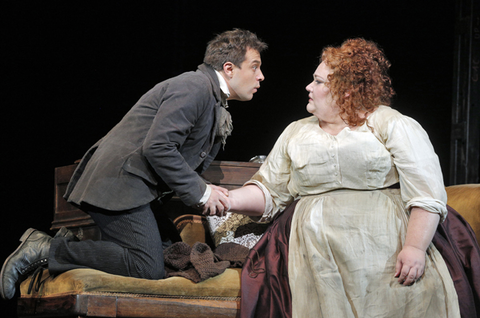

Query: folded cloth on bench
[[20, 267, 242, 298], [165, 241, 249, 283]]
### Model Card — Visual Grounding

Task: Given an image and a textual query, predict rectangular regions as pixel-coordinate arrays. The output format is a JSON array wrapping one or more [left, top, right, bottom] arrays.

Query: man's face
[[228, 48, 264, 101]]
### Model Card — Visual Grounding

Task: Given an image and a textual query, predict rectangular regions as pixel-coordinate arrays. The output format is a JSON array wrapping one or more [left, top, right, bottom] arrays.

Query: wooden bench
[[17, 160, 261, 318], [16, 160, 480, 318]]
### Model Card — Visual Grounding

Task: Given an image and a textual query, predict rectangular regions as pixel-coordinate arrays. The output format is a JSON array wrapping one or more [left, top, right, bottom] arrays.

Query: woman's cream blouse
[[247, 105, 448, 223]]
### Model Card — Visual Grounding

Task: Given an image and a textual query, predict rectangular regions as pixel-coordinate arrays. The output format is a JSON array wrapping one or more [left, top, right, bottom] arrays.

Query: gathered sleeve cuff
[[243, 180, 276, 223], [405, 197, 448, 222]]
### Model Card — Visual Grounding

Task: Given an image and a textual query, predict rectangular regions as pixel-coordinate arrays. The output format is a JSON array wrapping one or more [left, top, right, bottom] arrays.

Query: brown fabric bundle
[[191, 242, 230, 281], [165, 241, 248, 283], [215, 242, 250, 268]]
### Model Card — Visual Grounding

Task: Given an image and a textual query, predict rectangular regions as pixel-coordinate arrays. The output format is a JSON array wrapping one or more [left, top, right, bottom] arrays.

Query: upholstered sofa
[[16, 161, 480, 318]]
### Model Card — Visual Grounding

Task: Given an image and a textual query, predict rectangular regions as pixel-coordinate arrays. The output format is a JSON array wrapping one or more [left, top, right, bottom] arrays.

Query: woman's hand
[[201, 185, 230, 216], [394, 245, 425, 285], [394, 207, 440, 286]]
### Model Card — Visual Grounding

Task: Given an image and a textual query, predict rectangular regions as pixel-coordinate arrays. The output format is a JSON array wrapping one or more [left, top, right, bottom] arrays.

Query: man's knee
[[140, 264, 165, 280], [129, 252, 165, 280]]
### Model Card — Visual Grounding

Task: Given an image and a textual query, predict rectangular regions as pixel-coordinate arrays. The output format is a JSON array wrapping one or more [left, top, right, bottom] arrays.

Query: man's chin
[[244, 93, 255, 101], [237, 96, 253, 102]]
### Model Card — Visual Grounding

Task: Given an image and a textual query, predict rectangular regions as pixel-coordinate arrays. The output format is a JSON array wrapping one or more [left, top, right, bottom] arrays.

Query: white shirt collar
[[215, 70, 230, 98]]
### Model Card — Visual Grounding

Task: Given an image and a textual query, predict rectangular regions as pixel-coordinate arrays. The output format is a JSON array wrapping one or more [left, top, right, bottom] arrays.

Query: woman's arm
[[395, 207, 440, 285], [224, 185, 266, 217], [372, 109, 447, 285]]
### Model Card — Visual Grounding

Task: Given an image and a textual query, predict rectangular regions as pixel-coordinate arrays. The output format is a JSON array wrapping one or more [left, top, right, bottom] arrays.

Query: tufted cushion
[[20, 267, 241, 298], [20, 213, 243, 300]]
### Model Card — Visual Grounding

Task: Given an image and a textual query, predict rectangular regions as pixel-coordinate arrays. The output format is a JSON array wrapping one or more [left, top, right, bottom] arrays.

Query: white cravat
[[215, 70, 230, 105]]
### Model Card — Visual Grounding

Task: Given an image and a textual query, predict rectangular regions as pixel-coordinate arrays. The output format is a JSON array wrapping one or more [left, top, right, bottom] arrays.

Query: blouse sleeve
[[373, 108, 448, 222], [245, 122, 296, 223]]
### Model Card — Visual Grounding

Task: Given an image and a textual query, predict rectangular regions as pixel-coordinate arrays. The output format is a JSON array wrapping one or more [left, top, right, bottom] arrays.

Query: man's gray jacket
[[64, 64, 226, 210]]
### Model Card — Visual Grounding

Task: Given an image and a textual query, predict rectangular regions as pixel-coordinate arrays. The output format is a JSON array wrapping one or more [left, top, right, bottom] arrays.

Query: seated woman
[[219, 38, 460, 317]]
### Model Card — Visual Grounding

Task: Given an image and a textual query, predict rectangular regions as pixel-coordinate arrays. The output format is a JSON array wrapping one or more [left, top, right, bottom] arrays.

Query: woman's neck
[[318, 107, 377, 136], [318, 119, 349, 136]]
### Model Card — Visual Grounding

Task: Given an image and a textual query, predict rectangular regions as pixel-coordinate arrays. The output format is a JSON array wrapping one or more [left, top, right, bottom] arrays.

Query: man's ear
[[222, 62, 234, 78]]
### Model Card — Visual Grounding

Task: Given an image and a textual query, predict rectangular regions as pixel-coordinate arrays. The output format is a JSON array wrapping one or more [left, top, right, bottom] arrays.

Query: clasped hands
[[200, 185, 231, 216]]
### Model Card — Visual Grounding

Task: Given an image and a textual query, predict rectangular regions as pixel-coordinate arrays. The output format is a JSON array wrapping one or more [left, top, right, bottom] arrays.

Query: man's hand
[[201, 185, 230, 216], [394, 245, 425, 286], [210, 185, 229, 198]]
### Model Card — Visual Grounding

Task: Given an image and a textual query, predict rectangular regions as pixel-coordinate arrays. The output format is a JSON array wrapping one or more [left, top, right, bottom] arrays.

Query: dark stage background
[[1, 1, 456, 316]]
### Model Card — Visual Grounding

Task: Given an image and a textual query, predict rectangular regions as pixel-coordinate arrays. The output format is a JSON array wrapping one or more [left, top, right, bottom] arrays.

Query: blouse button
[[200, 152, 207, 158]]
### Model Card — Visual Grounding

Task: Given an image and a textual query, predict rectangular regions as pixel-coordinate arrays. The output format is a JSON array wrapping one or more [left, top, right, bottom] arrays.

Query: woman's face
[[305, 62, 339, 121]]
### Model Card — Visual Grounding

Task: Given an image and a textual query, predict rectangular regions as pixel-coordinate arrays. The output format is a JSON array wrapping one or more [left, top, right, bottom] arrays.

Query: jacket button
[[200, 152, 207, 158]]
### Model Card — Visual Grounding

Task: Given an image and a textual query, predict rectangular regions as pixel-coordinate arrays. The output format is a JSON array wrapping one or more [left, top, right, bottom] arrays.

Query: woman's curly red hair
[[321, 38, 395, 127]]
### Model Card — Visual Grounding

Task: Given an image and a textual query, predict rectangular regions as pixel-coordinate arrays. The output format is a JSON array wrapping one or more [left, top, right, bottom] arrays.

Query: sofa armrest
[[446, 184, 480, 243]]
